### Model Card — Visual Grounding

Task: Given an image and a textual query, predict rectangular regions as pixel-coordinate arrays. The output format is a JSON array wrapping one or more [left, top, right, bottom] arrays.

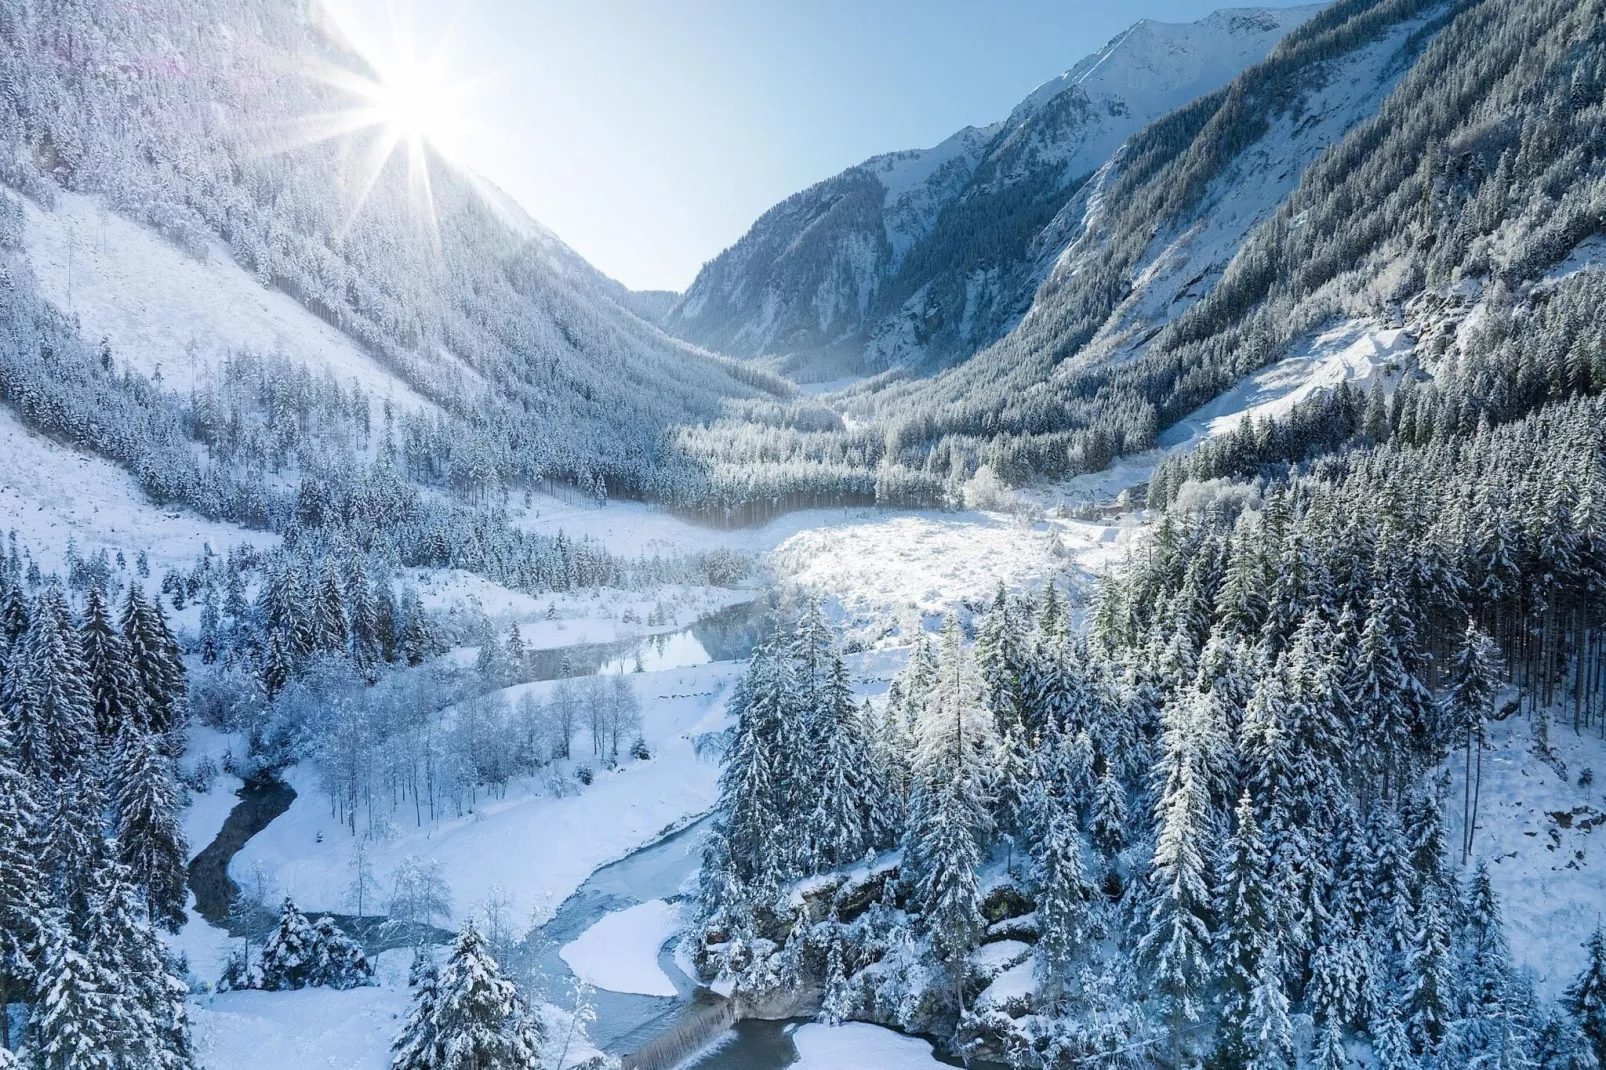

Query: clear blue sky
[[324, 0, 1313, 292]]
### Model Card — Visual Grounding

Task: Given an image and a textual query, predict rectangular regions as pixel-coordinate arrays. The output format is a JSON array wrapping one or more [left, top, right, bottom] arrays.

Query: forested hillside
[[662, 0, 1606, 526], [0, 0, 791, 547], [695, 276, 1606, 1070]]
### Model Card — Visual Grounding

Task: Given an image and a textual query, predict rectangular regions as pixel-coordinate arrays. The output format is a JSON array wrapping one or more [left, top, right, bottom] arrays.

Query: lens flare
[[269, 3, 485, 244]]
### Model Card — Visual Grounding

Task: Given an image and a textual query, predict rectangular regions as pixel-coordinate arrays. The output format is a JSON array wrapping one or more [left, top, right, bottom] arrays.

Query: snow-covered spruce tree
[[1213, 791, 1272, 1070], [1138, 687, 1215, 1068], [78, 584, 138, 741], [1442, 622, 1501, 863], [1406, 885, 1454, 1056], [1031, 786, 1095, 1007], [28, 914, 112, 1070], [807, 654, 886, 869], [113, 724, 190, 932], [86, 868, 192, 1069], [257, 898, 318, 991], [119, 585, 184, 736], [1088, 765, 1127, 860], [4, 584, 97, 785], [310, 915, 375, 990], [703, 642, 792, 914], [1568, 926, 1606, 1070], [313, 567, 349, 657], [392, 921, 545, 1070], [392, 954, 441, 1070], [0, 714, 43, 1052], [903, 617, 993, 1010], [1244, 946, 1294, 1070]]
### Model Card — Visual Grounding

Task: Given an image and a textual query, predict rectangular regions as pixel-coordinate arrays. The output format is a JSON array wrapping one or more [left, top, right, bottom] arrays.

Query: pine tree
[[345, 558, 379, 669], [706, 644, 789, 906], [310, 916, 375, 989], [807, 655, 884, 869], [0, 715, 43, 1052], [1215, 791, 1272, 1069], [313, 568, 347, 656], [1032, 791, 1094, 1005], [1313, 1015, 1349, 1070], [395, 922, 545, 1070], [1089, 765, 1127, 859], [79, 585, 138, 741], [392, 954, 440, 1070], [120, 585, 184, 735], [88, 869, 191, 1069], [28, 916, 112, 1070], [1567, 926, 1606, 1070], [1371, 989, 1419, 1070], [258, 898, 318, 990], [1139, 690, 1215, 1066], [1407, 887, 1454, 1055], [1533, 1005, 1599, 1070], [1244, 946, 1294, 1070], [902, 617, 992, 1002], [1443, 622, 1500, 861], [113, 724, 190, 932], [5, 584, 96, 784]]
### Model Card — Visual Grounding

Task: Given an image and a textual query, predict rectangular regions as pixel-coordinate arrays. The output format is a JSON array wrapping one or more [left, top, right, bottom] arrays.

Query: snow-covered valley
[[6, 0, 1606, 1068]]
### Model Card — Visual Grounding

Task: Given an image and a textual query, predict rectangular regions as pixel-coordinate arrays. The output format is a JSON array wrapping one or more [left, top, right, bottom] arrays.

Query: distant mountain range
[[662, 6, 1322, 379]]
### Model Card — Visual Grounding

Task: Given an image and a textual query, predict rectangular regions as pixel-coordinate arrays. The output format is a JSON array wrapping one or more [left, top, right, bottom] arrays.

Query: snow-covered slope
[[20, 191, 431, 408], [663, 6, 1320, 376], [1051, 8, 1433, 373], [0, 405, 275, 575]]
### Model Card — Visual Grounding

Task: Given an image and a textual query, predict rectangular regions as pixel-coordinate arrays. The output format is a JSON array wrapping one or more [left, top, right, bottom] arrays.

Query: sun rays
[[267, 2, 487, 244]]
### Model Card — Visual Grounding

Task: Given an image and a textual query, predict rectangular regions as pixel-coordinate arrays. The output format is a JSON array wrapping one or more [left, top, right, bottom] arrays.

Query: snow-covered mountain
[[663, 6, 1322, 376], [0, 0, 783, 529]]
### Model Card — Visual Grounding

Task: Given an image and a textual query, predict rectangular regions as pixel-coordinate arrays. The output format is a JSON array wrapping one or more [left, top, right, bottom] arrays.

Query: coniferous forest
[[3, 0, 1606, 1066]]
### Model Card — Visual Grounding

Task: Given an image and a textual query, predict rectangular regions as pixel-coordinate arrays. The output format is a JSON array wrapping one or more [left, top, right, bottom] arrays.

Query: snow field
[[188, 950, 412, 1070], [559, 899, 684, 997], [0, 404, 275, 576], [1445, 711, 1606, 999], [19, 191, 430, 410], [229, 659, 742, 928], [790, 1021, 946, 1069], [766, 508, 1132, 643], [511, 491, 1133, 648]]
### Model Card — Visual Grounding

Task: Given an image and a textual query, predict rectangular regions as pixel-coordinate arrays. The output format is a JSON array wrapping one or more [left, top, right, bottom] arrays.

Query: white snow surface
[[0, 404, 274, 575], [505, 492, 1132, 646], [231, 660, 740, 927], [19, 190, 429, 409], [1160, 320, 1412, 447], [790, 1022, 947, 1070], [189, 950, 410, 1070], [1446, 712, 1606, 999], [559, 899, 683, 997]]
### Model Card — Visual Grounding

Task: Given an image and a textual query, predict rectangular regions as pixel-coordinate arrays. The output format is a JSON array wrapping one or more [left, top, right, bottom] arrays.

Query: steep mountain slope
[[0, 0, 782, 525], [664, 0, 1606, 525], [663, 6, 1321, 377]]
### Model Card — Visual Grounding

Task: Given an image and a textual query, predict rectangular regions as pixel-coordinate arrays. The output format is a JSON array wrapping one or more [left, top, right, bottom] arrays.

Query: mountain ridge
[[662, 4, 1323, 378]]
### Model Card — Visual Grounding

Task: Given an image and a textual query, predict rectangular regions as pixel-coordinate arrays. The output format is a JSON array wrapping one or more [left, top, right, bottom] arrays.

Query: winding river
[[189, 597, 973, 1069]]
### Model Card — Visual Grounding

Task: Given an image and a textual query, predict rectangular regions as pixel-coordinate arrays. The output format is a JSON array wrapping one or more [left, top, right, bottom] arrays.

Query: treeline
[[0, 547, 194, 1064], [697, 392, 1606, 1068]]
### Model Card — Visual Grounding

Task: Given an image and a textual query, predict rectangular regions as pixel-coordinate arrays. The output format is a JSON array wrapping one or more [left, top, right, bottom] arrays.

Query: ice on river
[[559, 898, 684, 997], [791, 1022, 946, 1069]]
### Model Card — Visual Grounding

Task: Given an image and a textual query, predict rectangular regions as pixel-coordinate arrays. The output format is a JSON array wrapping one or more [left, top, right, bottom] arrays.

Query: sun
[[273, 5, 484, 242], [370, 55, 452, 144]]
